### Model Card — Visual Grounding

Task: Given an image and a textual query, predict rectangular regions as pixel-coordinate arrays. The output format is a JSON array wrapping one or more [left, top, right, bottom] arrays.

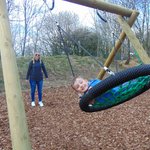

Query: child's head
[[71, 77, 88, 94]]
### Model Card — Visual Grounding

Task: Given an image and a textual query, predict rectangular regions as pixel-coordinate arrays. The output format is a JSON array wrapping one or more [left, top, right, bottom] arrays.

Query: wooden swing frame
[[0, 0, 150, 149]]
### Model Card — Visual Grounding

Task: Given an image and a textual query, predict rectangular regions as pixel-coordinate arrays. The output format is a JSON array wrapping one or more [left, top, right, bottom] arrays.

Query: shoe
[[39, 101, 44, 107], [31, 101, 35, 107]]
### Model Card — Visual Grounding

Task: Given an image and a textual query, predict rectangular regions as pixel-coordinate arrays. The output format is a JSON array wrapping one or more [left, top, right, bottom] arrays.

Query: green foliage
[[70, 27, 98, 56], [49, 26, 99, 57]]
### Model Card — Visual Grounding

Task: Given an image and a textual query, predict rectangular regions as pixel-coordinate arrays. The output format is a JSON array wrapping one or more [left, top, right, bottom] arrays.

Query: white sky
[[52, 0, 94, 26], [15, 0, 95, 26]]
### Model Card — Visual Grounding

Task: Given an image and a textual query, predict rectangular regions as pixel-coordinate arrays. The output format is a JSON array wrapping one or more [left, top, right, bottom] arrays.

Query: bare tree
[[6, 0, 15, 14], [17, 0, 45, 56], [39, 11, 80, 55], [92, 8, 121, 58], [111, 0, 150, 54]]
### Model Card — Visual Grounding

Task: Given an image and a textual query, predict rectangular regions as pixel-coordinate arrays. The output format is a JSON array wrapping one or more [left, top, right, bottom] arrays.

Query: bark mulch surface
[[0, 87, 150, 150]]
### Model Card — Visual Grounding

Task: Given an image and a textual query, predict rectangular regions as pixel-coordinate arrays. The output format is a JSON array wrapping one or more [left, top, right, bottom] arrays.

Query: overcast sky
[[53, 0, 94, 26], [15, 0, 94, 26]]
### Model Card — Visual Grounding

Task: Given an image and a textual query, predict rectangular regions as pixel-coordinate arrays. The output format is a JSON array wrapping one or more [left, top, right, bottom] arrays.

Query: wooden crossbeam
[[118, 16, 150, 64], [63, 0, 137, 17]]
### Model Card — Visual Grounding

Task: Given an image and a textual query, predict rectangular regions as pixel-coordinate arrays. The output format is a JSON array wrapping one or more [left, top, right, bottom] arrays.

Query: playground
[[0, 84, 150, 149], [0, 0, 150, 149]]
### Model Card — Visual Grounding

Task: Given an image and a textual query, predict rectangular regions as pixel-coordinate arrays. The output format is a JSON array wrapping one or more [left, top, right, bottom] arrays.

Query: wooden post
[[117, 16, 150, 64], [0, 0, 31, 150], [63, 0, 134, 17], [97, 11, 139, 79]]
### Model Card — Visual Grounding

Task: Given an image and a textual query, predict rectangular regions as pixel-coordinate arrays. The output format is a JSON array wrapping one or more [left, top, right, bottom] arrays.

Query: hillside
[[0, 55, 106, 92], [0, 55, 139, 92]]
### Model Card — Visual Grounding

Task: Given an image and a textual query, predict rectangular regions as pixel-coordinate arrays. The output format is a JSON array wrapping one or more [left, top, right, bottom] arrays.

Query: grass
[[0, 55, 136, 93], [0, 55, 103, 92]]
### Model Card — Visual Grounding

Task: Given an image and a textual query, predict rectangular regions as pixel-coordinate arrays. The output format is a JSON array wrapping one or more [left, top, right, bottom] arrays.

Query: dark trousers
[[29, 80, 43, 102]]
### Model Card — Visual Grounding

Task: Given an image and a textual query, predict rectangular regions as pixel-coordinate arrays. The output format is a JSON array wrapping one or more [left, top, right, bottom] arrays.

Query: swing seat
[[79, 64, 150, 112]]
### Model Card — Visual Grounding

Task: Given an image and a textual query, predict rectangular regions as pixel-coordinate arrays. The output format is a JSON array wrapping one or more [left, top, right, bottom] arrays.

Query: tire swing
[[79, 64, 150, 112]]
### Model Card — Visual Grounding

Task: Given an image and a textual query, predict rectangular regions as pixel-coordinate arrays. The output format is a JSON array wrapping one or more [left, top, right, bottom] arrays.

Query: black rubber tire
[[79, 64, 150, 112]]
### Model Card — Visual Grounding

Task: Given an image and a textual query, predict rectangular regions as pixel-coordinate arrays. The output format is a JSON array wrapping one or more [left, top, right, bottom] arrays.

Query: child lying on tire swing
[[71, 76, 137, 105]]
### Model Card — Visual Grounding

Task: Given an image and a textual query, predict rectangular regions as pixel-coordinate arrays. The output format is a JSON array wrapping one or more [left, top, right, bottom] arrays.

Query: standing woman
[[26, 53, 48, 107]]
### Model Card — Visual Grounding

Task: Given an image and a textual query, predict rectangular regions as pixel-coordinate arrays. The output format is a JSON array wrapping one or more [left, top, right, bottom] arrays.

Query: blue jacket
[[26, 60, 48, 81], [88, 78, 138, 103], [88, 79, 119, 103]]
